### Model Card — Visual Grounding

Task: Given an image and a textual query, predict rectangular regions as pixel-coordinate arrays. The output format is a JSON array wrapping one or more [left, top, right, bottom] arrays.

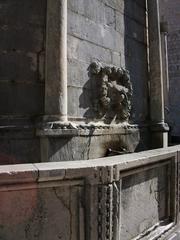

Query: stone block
[[0, 52, 38, 83], [68, 0, 106, 25], [67, 58, 90, 87], [115, 11, 125, 35], [0, 163, 38, 185], [68, 11, 124, 52], [83, 0, 105, 24], [67, 35, 112, 64], [0, 26, 44, 52], [0, 0, 46, 27], [34, 162, 65, 182], [134, 0, 146, 9], [120, 165, 169, 239], [111, 51, 121, 66], [125, 17, 146, 44], [0, 82, 44, 115], [0, 184, 83, 240], [104, 5, 116, 28], [68, 0, 84, 16], [104, 0, 124, 12], [125, 37, 147, 63], [0, 138, 41, 165], [68, 86, 94, 119], [124, 0, 146, 24]]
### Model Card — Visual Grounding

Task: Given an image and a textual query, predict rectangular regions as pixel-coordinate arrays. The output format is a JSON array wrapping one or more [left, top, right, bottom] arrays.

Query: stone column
[[45, 0, 67, 122], [161, 22, 169, 123], [147, 0, 169, 148]]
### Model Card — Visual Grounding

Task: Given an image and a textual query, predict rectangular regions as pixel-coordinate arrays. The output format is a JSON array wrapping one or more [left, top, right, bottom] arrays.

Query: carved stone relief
[[89, 62, 133, 123]]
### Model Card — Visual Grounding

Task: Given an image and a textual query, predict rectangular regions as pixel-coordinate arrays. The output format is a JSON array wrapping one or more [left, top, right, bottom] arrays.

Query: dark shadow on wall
[[124, 0, 150, 150], [79, 65, 98, 121]]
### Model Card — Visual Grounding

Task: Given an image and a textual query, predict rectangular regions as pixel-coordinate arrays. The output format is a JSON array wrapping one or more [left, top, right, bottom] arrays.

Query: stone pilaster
[[147, 0, 169, 148], [45, 0, 67, 122], [161, 22, 169, 125]]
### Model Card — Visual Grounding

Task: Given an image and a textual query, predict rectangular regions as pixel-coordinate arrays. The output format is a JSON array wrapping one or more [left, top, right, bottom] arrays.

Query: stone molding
[[36, 122, 139, 137], [150, 122, 169, 132]]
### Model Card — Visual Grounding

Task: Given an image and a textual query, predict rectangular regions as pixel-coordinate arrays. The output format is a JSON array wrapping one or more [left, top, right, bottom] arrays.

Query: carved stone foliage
[[89, 62, 133, 123]]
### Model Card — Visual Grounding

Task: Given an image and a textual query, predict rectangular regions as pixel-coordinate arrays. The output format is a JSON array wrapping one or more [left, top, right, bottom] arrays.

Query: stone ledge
[[0, 164, 38, 185], [0, 145, 179, 185], [36, 122, 139, 137]]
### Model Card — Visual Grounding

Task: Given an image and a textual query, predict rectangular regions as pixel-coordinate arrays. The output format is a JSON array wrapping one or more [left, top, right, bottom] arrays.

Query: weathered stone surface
[[0, 145, 179, 239], [68, 0, 105, 24], [121, 166, 168, 239], [0, 184, 84, 240], [67, 35, 112, 65], [38, 128, 140, 162]]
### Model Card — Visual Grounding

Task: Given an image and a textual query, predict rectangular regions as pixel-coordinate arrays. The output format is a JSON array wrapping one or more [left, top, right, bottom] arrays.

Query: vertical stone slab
[[148, 0, 164, 122], [45, 0, 67, 122]]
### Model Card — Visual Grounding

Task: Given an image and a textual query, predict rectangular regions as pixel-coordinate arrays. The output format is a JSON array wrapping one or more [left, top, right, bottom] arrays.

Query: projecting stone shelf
[[36, 122, 139, 137], [36, 122, 140, 161]]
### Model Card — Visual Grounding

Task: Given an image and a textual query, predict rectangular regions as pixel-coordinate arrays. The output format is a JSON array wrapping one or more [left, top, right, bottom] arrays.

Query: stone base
[[37, 122, 140, 162]]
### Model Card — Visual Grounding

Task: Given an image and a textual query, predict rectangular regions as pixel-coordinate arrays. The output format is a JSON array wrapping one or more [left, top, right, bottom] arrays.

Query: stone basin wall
[[0, 145, 180, 239]]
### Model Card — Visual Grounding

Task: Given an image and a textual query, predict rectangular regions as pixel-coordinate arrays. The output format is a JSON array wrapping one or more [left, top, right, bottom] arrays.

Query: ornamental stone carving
[[90, 62, 133, 123]]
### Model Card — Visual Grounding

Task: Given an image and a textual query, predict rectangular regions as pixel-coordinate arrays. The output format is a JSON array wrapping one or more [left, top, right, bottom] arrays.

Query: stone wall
[[0, 0, 46, 164], [160, 0, 180, 138], [0, 0, 150, 164], [0, 0, 46, 116], [67, 0, 148, 124]]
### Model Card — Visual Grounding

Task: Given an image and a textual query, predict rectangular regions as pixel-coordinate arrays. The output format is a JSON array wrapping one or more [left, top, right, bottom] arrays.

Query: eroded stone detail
[[90, 62, 133, 123]]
